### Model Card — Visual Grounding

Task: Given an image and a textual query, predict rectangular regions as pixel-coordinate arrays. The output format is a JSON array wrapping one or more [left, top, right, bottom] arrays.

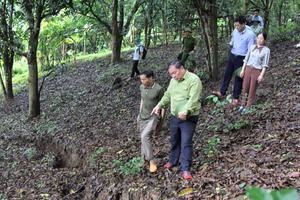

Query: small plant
[[0, 193, 8, 200], [23, 147, 37, 160], [226, 119, 250, 132], [203, 136, 221, 157], [243, 102, 273, 117], [253, 144, 263, 151], [34, 120, 57, 135], [205, 94, 232, 106], [206, 95, 220, 104], [0, 149, 5, 161], [35, 180, 45, 189], [118, 156, 143, 176], [89, 147, 107, 167], [196, 69, 209, 80], [246, 187, 299, 200]]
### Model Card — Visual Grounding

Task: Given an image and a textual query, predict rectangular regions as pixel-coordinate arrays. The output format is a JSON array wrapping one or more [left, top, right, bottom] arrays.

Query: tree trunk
[[0, 0, 14, 99], [111, 0, 122, 63], [3, 56, 14, 99], [195, 0, 219, 81], [208, 6, 218, 80], [262, 0, 274, 34], [0, 72, 7, 98], [111, 33, 123, 63], [263, 8, 270, 34], [144, 14, 150, 48], [243, 0, 250, 15], [28, 32, 40, 118], [26, 6, 42, 118], [162, 9, 169, 46], [277, 1, 284, 27]]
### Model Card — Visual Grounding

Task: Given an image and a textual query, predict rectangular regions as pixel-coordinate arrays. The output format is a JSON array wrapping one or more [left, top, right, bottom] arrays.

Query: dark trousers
[[169, 115, 198, 171], [178, 52, 192, 66], [220, 53, 244, 99], [131, 60, 140, 78]]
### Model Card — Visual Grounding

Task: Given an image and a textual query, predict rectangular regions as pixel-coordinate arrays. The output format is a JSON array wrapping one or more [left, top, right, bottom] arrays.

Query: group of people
[[133, 13, 270, 181], [137, 60, 202, 180], [213, 15, 270, 113]]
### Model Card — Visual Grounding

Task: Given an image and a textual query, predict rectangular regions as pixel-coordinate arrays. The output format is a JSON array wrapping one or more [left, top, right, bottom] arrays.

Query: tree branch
[[249, 0, 261, 9], [86, 2, 112, 34], [123, 0, 144, 36], [38, 69, 54, 95]]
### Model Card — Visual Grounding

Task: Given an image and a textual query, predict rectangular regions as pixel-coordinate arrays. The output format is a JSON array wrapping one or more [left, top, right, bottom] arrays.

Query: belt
[[231, 53, 245, 57], [246, 65, 262, 70]]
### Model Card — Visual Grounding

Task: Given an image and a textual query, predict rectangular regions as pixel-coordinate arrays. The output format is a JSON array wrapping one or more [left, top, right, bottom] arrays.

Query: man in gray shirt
[[213, 16, 256, 105]]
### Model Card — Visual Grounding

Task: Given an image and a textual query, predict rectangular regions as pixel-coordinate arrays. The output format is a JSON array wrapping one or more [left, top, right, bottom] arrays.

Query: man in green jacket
[[152, 60, 202, 180], [180, 28, 196, 66]]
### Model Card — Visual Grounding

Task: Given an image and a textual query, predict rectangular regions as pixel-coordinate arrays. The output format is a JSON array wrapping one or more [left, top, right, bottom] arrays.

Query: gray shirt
[[244, 44, 270, 69]]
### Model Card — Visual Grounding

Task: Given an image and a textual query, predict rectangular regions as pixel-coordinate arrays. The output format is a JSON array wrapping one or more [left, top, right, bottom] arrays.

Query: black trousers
[[220, 53, 244, 99], [131, 60, 140, 78]]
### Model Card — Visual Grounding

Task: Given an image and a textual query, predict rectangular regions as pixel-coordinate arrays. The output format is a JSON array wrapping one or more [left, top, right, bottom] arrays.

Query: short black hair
[[253, 8, 260, 12], [168, 59, 184, 69], [234, 16, 246, 24], [140, 69, 154, 78], [261, 32, 267, 40]]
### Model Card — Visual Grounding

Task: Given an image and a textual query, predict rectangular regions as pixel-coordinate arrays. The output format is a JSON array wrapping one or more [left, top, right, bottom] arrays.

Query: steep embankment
[[0, 42, 299, 199]]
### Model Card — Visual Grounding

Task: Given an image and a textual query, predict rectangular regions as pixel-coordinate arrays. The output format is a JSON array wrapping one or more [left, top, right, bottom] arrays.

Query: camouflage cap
[[184, 27, 192, 33]]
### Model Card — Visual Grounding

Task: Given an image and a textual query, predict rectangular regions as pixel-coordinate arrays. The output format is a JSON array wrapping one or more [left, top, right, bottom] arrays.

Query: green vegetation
[[0, 193, 8, 200], [203, 136, 221, 157], [34, 120, 57, 135], [89, 147, 107, 168], [23, 147, 37, 160], [246, 187, 299, 200], [206, 95, 273, 133], [113, 156, 143, 176]]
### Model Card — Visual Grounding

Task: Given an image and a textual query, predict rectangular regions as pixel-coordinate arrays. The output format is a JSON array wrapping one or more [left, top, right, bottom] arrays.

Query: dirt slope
[[0, 42, 299, 200]]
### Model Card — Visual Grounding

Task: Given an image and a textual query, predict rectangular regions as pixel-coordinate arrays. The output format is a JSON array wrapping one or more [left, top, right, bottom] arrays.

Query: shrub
[[246, 187, 299, 200]]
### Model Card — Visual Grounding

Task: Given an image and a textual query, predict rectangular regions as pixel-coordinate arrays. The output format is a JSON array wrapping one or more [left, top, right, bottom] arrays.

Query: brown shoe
[[212, 91, 225, 100], [149, 160, 157, 173]]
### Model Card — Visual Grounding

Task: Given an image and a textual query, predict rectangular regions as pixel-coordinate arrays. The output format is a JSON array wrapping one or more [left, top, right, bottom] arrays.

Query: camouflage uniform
[[184, 51, 196, 72], [181, 35, 196, 64]]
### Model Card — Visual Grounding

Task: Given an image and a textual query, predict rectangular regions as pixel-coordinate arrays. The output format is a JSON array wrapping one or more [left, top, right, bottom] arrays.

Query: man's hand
[[178, 112, 186, 120], [151, 105, 161, 115]]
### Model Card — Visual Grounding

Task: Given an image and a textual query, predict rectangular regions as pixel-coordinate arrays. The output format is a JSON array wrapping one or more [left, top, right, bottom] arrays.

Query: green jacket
[[158, 70, 202, 116], [182, 36, 196, 53]]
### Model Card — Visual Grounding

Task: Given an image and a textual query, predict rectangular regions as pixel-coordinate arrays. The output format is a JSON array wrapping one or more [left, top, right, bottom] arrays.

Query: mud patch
[[36, 135, 86, 169]]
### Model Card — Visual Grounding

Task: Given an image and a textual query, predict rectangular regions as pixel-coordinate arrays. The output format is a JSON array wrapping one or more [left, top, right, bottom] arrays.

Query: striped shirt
[[244, 44, 270, 69]]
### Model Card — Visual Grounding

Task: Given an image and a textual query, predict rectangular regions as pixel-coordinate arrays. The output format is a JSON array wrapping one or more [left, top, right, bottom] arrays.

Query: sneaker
[[241, 108, 247, 115], [232, 99, 239, 106], [238, 106, 246, 114], [149, 160, 157, 173], [212, 91, 225, 100], [163, 162, 173, 170], [182, 171, 193, 180], [238, 106, 244, 113]]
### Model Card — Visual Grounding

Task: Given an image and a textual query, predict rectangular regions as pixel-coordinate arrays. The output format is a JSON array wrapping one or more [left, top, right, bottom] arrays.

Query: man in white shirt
[[131, 38, 144, 79], [251, 9, 264, 28]]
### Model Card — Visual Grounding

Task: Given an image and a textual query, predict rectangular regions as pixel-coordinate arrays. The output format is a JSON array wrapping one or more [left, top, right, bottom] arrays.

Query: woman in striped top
[[239, 33, 270, 113]]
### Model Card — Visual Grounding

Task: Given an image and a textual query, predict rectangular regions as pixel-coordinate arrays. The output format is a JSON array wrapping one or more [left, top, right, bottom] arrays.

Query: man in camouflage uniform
[[179, 28, 196, 69], [184, 51, 197, 72]]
